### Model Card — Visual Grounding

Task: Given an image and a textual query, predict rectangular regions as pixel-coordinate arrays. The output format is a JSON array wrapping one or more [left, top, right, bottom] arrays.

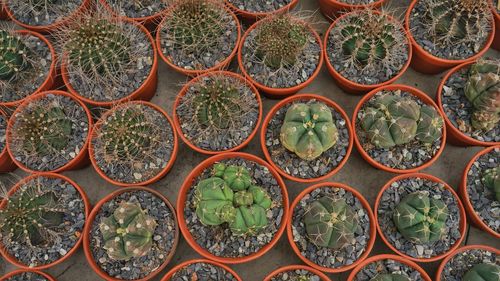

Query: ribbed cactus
[[371, 274, 411, 281], [360, 92, 443, 149], [393, 192, 448, 244], [464, 59, 500, 131], [0, 29, 31, 81], [280, 103, 339, 161], [463, 263, 500, 281], [100, 201, 157, 261], [303, 196, 358, 249], [483, 167, 500, 202]]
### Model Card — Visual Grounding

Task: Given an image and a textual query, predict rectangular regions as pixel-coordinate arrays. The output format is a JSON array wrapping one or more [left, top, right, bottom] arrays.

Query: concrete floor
[[1, 0, 499, 280]]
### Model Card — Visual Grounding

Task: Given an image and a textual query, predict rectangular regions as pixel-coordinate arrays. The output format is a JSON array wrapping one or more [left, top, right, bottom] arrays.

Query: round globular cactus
[[483, 167, 500, 202], [303, 196, 359, 249], [371, 274, 411, 281], [280, 102, 339, 161], [100, 201, 157, 261], [0, 29, 31, 81], [393, 192, 449, 244], [463, 263, 500, 281]]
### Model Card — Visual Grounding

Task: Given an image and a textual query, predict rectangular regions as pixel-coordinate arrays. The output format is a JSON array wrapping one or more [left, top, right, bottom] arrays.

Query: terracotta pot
[[224, 0, 299, 22], [260, 93, 353, 183], [347, 254, 432, 281], [177, 152, 289, 264], [0, 109, 16, 173], [318, 0, 386, 20], [98, 0, 167, 31], [6, 91, 93, 173], [83, 186, 179, 281], [374, 173, 467, 263], [287, 182, 376, 273], [324, 10, 412, 94], [436, 61, 500, 147], [89, 100, 178, 187], [352, 84, 447, 174], [61, 18, 158, 108], [460, 145, 500, 238], [0, 269, 55, 281], [0, 173, 90, 270], [173, 71, 263, 155], [237, 18, 324, 98], [264, 265, 331, 281], [405, 0, 495, 74], [162, 259, 242, 281], [493, 3, 500, 50]]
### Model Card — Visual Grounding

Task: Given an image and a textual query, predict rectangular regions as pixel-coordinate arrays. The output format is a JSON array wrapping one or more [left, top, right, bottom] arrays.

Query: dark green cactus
[[280, 103, 339, 161], [371, 274, 411, 281], [100, 201, 157, 261], [393, 192, 448, 244], [303, 196, 359, 249], [463, 263, 500, 281], [0, 29, 31, 81], [483, 167, 500, 202]]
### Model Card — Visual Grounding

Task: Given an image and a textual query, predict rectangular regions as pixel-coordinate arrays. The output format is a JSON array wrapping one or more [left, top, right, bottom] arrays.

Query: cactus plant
[[462, 263, 500, 281], [280, 103, 339, 161], [371, 274, 411, 281], [393, 192, 448, 244], [303, 196, 359, 249], [483, 167, 500, 202], [100, 201, 157, 261], [0, 29, 32, 81]]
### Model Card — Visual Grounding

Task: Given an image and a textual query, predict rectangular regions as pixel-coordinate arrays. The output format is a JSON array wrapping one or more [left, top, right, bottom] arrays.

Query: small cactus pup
[[463, 263, 500, 281], [371, 274, 411, 281], [102, 0, 171, 21], [483, 167, 500, 202]]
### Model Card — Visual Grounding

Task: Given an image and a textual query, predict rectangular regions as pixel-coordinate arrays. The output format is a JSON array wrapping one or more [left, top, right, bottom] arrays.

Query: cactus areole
[[0, 29, 32, 81], [483, 167, 500, 202]]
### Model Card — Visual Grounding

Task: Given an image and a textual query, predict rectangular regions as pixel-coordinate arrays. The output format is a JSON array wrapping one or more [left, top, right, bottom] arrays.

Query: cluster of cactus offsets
[[100, 201, 157, 261], [194, 163, 272, 235], [303, 196, 359, 249], [371, 274, 411, 281], [280, 103, 339, 161], [0, 29, 32, 81], [483, 167, 500, 202], [463, 263, 500, 281], [393, 192, 448, 244], [464, 59, 500, 131], [360, 91, 443, 149]]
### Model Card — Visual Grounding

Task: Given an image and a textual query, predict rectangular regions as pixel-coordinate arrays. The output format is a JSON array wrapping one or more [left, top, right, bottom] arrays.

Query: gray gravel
[[6, 0, 83, 26], [440, 248, 499, 280], [353, 258, 425, 281], [227, 0, 292, 13], [0, 114, 6, 153], [105, 0, 169, 19], [89, 190, 177, 280], [170, 262, 238, 281], [269, 269, 321, 281], [5, 272, 48, 281]]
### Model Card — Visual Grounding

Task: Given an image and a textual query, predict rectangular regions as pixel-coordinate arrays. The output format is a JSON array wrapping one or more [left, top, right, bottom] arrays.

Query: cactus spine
[[0, 29, 31, 81], [463, 263, 500, 281], [483, 167, 500, 202]]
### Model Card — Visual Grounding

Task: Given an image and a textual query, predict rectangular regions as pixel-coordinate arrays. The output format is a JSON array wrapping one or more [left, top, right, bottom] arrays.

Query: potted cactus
[[6, 91, 92, 173], [493, 1, 500, 50], [405, 0, 495, 74], [177, 152, 289, 264], [0, 173, 89, 269], [238, 13, 324, 97], [287, 182, 376, 273], [352, 85, 445, 173], [156, 0, 241, 77], [347, 254, 431, 281], [162, 259, 242, 281], [324, 9, 411, 94], [1, 269, 55, 281], [375, 173, 466, 263], [224, 0, 299, 22], [174, 71, 262, 154], [264, 265, 331, 281], [99, 0, 171, 28], [437, 59, 499, 146], [261, 94, 353, 183], [84, 186, 179, 280], [318, 0, 386, 20], [89, 101, 178, 186], [0, 109, 16, 172]]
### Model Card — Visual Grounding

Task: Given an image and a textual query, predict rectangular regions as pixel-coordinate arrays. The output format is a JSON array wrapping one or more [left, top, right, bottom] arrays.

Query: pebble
[[228, 0, 291, 13], [440, 248, 499, 280], [0, 115, 6, 153], [5, 272, 48, 281], [106, 0, 169, 18], [270, 269, 322, 281], [171, 262, 238, 281], [353, 258, 425, 281]]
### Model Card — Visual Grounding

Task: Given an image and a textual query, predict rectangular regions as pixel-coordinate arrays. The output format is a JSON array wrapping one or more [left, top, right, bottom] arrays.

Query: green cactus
[[463, 263, 500, 281], [100, 201, 157, 261], [303, 196, 359, 249], [483, 167, 500, 202], [280, 102, 339, 161], [393, 192, 449, 244], [371, 274, 411, 281], [0, 29, 32, 81]]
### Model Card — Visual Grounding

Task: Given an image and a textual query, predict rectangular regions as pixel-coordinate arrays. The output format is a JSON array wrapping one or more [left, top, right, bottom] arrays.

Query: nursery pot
[[162, 259, 242, 281], [224, 0, 299, 22], [173, 71, 263, 155], [177, 152, 289, 264], [6, 90, 93, 173], [264, 265, 331, 281], [0, 269, 55, 281], [352, 84, 447, 174], [260, 93, 353, 183], [347, 254, 432, 281], [318, 0, 386, 21], [404, 0, 495, 74], [0, 109, 16, 173], [98, 0, 167, 31], [287, 182, 376, 273], [0, 173, 90, 270], [374, 173, 467, 263], [83, 186, 180, 281]]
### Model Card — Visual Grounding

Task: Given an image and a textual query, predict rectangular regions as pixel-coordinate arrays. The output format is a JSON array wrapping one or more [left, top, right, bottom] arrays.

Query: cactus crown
[[280, 102, 339, 161], [194, 163, 272, 235], [371, 274, 411, 281], [393, 191, 449, 244], [463, 263, 500, 281], [482, 167, 500, 202], [0, 29, 32, 82], [100, 201, 157, 261]]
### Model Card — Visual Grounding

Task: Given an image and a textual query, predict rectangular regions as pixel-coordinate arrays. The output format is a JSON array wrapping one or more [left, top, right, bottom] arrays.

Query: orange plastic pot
[[89, 100, 178, 187], [287, 182, 376, 273], [405, 0, 495, 74], [352, 84, 447, 174], [224, 0, 299, 22], [374, 173, 467, 263], [177, 152, 289, 264], [260, 94, 353, 183], [347, 254, 432, 281], [1, 269, 55, 281], [0, 173, 90, 270], [162, 259, 242, 281], [238, 18, 324, 98], [318, 0, 386, 20], [0, 109, 16, 173], [264, 265, 331, 281], [6, 91, 93, 173], [460, 145, 500, 238], [493, 3, 500, 50], [84, 186, 179, 281], [436, 61, 500, 147], [324, 10, 412, 94], [173, 71, 262, 155], [61, 19, 158, 108], [98, 0, 167, 31]]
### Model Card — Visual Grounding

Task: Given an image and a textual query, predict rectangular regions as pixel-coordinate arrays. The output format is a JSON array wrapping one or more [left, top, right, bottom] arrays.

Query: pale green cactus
[[483, 167, 500, 202], [222, 165, 252, 191], [194, 177, 236, 226], [463, 263, 500, 281], [371, 274, 411, 281]]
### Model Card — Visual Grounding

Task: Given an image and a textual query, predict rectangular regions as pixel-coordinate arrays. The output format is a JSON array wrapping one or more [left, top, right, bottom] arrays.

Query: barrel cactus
[[483, 167, 500, 202], [463, 263, 500, 281], [371, 274, 411, 281], [280, 102, 339, 161], [303, 196, 358, 249], [393, 192, 448, 244], [100, 201, 157, 261], [0, 29, 31, 81]]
